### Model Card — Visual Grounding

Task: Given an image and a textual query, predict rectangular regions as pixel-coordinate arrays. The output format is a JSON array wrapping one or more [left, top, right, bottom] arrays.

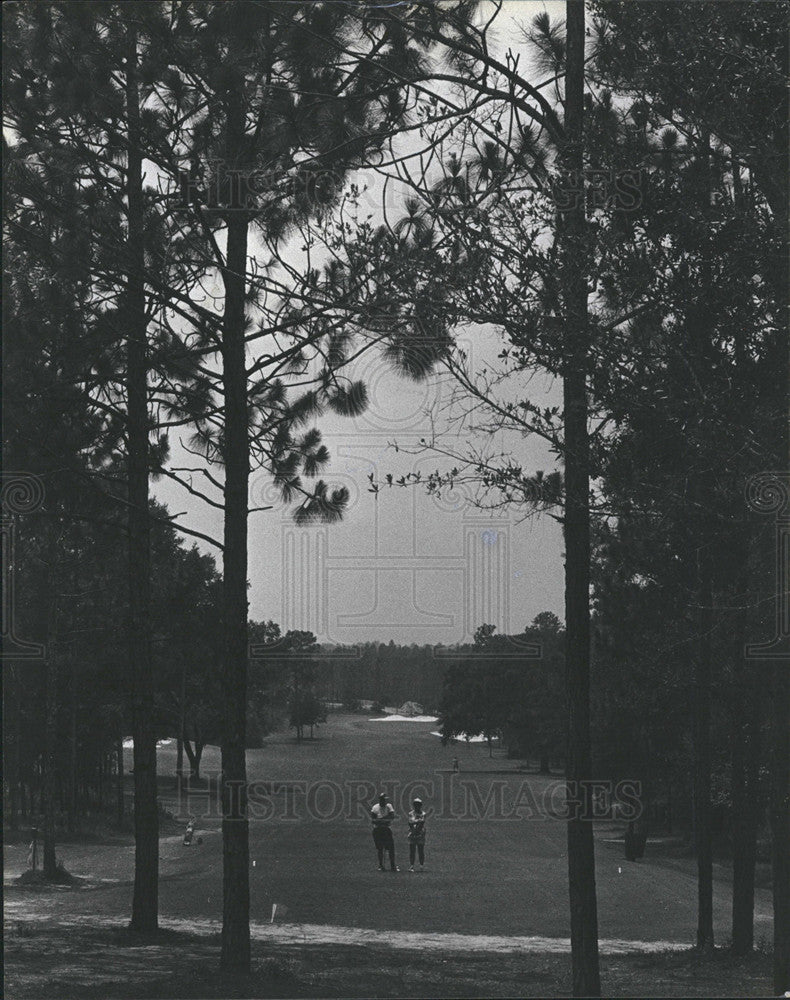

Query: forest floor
[[4, 715, 775, 998], [4, 920, 774, 998]]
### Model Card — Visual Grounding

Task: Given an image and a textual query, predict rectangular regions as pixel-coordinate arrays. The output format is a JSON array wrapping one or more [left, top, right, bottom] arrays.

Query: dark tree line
[[2, 490, 224, 834]]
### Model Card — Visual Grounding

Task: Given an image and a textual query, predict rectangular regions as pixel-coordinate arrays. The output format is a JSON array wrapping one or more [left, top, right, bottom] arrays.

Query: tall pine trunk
[[42, 622, 58, 879], [770, 651, 790, 993], [177, 657, 186, 780], [9, 667, 20, 830], [731, 692, 760, 953], [68, 649, 78, 831], [692, 136, 715, 953], [769, 118, 789, 996], [693, 531, 714, 950], [184, 741, 204, 781], [219, 76, 251, 973], [767, 452, 790, 991], [116, 738, 125, 825], [562, 4, 600, 995], [126, 23, 159, 935], [731, 515, 760, 954], [730, 188, 761, 953]]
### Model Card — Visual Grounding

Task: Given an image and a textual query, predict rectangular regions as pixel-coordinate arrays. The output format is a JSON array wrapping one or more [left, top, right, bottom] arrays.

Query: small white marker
[[271, 903, 277, 924], [252, 860, 256, 867], [618, 867, 622, 874]]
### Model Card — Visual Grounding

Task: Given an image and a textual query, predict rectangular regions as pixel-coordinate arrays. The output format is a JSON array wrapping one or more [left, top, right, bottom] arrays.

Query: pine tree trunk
[[666, 776, 672, 835], [562, 4, 600, 995], [183, 739, 196, 777], [771, 656, 790, 993], [42, 641, 58, 879], [126, 23, 159, 935], [692, 135, 715, 954], [731, 533, 760, 954], [766, 472, 790, 994], [730, 217, 760, 954], [731, 713, 754, 953], [193, 743, 204, 781], [116, 738, 124, 825], [731, 709, 760, 954], [177, 657, 186, 780], [9, 668, 20, 831], [68, 651, 78, 831], [694, 533, 714, 951], [768, 123, 790, 996], [9, 777, 19, 831], [219, 76, 251, 973]]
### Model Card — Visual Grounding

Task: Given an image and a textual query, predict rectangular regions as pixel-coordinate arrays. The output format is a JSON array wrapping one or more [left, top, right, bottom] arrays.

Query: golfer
[[408, 797, 427, 871], [370, 791, 399, 871]]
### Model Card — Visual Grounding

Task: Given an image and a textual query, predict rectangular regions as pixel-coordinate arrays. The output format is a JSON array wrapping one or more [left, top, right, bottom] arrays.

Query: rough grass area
[[3, 922, 773, 999]]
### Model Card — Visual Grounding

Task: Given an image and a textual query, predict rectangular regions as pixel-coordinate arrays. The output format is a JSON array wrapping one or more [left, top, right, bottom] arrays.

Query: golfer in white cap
[[407, 797, 427, 871]]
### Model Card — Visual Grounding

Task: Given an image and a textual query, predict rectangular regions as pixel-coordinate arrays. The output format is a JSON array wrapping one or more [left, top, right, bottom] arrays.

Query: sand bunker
[[369, 714, 438, 723]]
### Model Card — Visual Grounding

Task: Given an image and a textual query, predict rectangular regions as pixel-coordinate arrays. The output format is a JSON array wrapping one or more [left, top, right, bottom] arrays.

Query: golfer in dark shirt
[[370, 792, 399, 871], [408, 798, 427, 871]]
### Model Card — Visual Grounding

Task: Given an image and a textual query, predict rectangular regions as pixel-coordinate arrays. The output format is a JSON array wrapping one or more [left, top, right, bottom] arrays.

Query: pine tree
[[158, 2, 443, 968]]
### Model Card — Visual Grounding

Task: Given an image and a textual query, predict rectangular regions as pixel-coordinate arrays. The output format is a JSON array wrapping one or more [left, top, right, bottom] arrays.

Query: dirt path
[[3, 904, 691, 956], [4, 918, 773, 999]]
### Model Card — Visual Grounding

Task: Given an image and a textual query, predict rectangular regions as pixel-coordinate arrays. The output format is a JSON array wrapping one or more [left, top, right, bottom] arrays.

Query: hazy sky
[[153, 1, 568, 646]]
